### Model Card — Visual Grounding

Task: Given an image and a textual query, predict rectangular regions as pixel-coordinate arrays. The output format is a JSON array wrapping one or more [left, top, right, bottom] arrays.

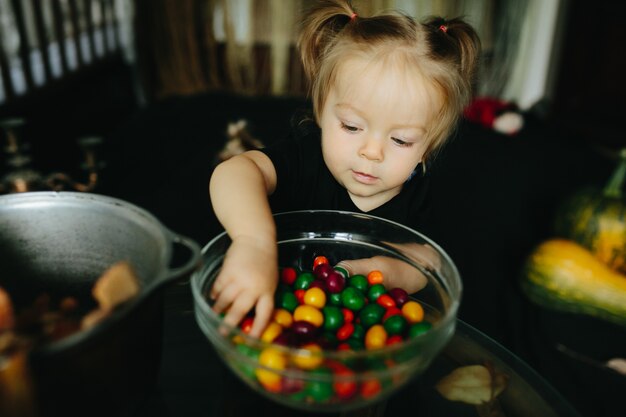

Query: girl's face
[[320, 56, 440, 212]]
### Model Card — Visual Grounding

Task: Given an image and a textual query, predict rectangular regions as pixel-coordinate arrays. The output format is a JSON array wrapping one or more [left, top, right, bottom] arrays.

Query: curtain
[[132, 0, 554, 109]]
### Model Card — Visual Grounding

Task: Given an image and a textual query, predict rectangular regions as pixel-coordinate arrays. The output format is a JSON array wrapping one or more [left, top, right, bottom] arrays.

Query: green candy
[[408, 321, 432, 338], [279, 291, 299, 312], [308, 381, 334, 402], [359, 303, 385, 328], [367, 283, 386, 302], [320, 331, 338, 346], [328, 292, 343, 306], [341, 287, 366, 311], [346, 338, 364, 351], [322, 306, 344, 331], [307, 367, 333, 402], [235, 344, 259, 378], [383, 314, 407, 336], [348, 274, 369, 292], [351, 323, 365, 341], [294, 272, 315, 290]]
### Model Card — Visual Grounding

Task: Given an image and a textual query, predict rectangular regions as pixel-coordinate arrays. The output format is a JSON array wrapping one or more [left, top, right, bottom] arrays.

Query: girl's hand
[[336, 243, 440, 294], [209, 235, 278, 338]]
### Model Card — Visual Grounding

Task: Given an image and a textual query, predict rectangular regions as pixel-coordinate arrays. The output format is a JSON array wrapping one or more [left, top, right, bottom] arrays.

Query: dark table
[[135, 281, 582, 417]]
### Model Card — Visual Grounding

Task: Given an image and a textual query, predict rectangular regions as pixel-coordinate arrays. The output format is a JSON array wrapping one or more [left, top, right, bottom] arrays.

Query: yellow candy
[[365, 324, 387, 350], [401, 301, 424, 323], [260, 322, 283, 343], [272, 308, 293, 328], [303, 287, 327, 308], [256, 347, 286, 392], [291, 343, 324, 370], [293, 305, 324, 327]]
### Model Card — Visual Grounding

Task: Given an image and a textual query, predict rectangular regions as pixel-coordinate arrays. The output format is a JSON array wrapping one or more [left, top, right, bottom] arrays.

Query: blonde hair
[[297, 0, 481, 162]]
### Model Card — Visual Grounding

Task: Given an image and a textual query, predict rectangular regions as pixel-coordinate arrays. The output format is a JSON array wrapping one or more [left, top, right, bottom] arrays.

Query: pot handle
[[164, 233, 202, 280]]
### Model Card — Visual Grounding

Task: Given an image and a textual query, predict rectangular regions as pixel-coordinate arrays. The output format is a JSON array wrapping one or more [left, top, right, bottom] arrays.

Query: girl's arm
[[209, 150, 278, 337]]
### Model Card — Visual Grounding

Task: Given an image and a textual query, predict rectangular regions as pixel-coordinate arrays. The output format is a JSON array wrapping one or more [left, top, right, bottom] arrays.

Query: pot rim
[[0, 191, 202, 355]]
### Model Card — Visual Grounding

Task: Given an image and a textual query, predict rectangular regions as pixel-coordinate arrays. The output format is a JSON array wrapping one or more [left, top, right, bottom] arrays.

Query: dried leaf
[[435, 365, 494, 405], [485, 361, 509, 398], [606, 358, 626, 375]]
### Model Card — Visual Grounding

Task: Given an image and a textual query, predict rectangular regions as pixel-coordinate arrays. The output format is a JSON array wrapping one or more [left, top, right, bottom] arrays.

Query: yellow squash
[[555, 149, 626, 273], [521, 239, 626, 326]]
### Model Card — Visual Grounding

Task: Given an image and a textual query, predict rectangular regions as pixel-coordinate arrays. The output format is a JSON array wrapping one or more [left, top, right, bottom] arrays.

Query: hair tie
[[438, 24, 448, 33], [350, 12, 357, 21]]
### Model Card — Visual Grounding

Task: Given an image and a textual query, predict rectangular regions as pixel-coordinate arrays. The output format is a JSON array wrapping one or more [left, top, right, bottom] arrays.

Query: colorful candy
[[226, 254, 434, 405]]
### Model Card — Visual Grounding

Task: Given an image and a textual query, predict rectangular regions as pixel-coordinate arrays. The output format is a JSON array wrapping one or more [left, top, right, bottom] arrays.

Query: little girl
[[209, 0, 480, 337]]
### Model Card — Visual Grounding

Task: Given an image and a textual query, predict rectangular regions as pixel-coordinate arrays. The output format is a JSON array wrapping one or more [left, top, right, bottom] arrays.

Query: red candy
[[336, 322, 355, 341], [325, 272, 346, 294], [387, 287, 409, 307], [341, 308, 354, 323], [313, 262, 334, 280], [376, 294, 396, 309], [382, 307, 402, 322], [240, 317, 254, 334], [294, 289, 306, 304], [281, 267, 298, 285], [229, 254, 434, 405]]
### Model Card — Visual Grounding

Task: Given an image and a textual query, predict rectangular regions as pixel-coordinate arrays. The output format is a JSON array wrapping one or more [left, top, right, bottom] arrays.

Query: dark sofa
[[102, 91, 625, 417]]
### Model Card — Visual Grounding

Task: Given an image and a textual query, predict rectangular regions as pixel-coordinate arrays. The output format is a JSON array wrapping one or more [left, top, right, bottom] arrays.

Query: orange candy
[[366, 270, 384, 285], [401, 300, 424, 323], [313, 255, 329, 269]]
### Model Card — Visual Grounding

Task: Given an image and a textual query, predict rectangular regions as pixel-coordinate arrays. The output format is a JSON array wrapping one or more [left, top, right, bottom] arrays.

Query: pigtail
[[298, 0, 357, 82], [423, 17, 481, 98]]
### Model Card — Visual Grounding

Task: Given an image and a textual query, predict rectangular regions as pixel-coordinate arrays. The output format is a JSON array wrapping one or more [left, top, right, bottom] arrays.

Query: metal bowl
[[0, 192, 201, 417]]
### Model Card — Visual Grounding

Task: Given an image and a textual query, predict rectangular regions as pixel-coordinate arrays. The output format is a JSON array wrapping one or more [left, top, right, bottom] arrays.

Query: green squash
[[555, 148, 626, 273], [521, 239, 626, 326]]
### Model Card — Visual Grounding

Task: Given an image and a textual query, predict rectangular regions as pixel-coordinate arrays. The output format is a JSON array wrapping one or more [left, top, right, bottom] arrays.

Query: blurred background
[[0, 0, 624, 151], [0, 2, 625, 416]]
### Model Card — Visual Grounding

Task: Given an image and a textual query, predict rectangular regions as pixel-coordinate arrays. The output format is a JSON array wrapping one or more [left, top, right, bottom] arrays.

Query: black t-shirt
[[260, 117, 430, 229]]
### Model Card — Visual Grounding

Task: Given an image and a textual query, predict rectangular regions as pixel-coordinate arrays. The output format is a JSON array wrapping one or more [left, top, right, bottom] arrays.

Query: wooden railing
[[0, 0, 123, 107]]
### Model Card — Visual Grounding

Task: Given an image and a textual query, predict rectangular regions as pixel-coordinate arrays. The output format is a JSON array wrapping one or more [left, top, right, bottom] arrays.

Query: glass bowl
[[191, 210, 461, 412]]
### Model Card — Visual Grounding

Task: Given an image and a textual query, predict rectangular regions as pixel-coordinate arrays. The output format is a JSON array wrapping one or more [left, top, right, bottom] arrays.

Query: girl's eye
[[340, 122, 359, 133], [392, 137, 413, 147]]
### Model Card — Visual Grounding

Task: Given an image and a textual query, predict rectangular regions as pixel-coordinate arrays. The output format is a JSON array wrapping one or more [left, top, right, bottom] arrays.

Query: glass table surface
[[135, 282, 582, 417]]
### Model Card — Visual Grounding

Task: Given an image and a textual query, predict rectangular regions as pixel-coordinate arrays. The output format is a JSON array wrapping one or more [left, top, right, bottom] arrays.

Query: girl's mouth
[[352, 170, 378, 184]]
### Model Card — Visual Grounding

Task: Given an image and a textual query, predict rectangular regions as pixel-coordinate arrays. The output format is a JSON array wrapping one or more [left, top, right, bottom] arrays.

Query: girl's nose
[[359, 137, 383, 161]]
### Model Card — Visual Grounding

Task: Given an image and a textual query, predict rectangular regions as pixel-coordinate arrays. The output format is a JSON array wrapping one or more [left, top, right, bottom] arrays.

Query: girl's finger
[[212, 284, 240, 314], [249, 294, 274, 338], [222, 294, 255, 330]]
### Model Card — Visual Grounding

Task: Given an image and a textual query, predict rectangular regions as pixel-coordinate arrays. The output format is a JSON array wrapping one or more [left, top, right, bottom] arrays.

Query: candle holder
[[0, 119, 103, 194]]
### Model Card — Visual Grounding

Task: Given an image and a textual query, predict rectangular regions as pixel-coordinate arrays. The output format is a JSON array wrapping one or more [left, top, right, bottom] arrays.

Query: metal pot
[[0, 192, 201, 417]]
